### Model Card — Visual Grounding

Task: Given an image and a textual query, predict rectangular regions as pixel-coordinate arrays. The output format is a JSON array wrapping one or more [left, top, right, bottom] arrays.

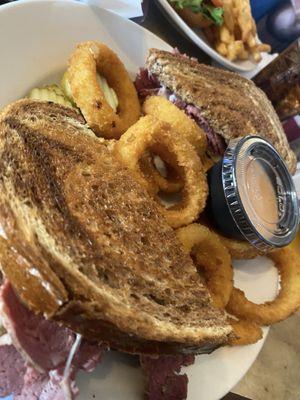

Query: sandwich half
[[0, 99, 231, 357], [135, 48, 297, 174]]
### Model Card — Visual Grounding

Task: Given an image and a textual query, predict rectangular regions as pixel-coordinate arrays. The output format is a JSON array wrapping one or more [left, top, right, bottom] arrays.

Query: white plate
[[155, 0, 272, 73], [0, 1, 289, 399]]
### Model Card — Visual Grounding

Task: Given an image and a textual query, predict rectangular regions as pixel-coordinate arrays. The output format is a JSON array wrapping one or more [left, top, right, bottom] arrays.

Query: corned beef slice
[[0, 344, 26, 397], [134, 68, 161, 98], [0, 281, 104, 399], [140, 354, 195, 400], [0, 282, 103, 372], [14, 366, 79, 400], [0, 281, 78, 371]]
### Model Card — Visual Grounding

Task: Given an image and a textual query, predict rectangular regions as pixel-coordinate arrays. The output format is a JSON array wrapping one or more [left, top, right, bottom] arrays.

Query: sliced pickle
[[111, 86, 119, 110], [96, 74, 118, 112], [61, 70, 118, 112], [61, 72, 75, 105], [28, 85, 75, 108]]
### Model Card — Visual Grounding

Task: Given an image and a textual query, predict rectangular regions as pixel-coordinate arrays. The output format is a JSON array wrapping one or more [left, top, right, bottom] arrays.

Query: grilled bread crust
[[146, 49, 297, 174], [0, 99, 232, 355]]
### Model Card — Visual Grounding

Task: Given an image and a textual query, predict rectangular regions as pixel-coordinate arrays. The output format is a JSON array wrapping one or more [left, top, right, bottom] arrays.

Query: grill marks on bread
[[1, 116, 103, 283], [0, 100, 231, 352]]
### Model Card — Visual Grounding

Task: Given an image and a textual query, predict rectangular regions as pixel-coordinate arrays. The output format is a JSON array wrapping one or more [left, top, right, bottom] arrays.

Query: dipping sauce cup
[[208, 136, 299, 251]]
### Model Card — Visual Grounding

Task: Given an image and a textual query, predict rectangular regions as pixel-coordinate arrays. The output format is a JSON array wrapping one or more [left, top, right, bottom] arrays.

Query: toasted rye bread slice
[[0, 99, 232, 354], [146, 49, 297, 174]]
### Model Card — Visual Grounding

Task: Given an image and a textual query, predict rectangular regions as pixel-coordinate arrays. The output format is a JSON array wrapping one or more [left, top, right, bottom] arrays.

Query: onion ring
[[226, 238, 300, 325], [227, 318, 263, 346], [196, 216, 259, 260], [219, 235, 259, 260], [139, 153, 182, 194], [114, 116, 208, 228], [142, 96, 207, 193], [143, 96, 207, 155], [66, 41, 141, 139], [176, 224, 233, 308], [201, 151, 221, 172]]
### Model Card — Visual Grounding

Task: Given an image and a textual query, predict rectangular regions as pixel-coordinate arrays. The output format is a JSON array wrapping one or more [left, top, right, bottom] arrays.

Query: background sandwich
[[169, 0, 224, 29]]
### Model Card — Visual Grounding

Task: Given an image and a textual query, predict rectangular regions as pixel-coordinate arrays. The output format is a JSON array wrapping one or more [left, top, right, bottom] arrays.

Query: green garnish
[[170, 0, 224, 26], [202, 4, 223, 25]]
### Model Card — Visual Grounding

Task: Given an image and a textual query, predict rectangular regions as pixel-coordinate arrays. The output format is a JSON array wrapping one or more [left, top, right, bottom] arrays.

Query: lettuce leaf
[[202, 4, 224, 25], [169, 0, 224, 26]]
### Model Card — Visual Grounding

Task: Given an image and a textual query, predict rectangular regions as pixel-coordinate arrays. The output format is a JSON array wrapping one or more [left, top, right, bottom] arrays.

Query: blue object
[[250, 0, 286, 20]]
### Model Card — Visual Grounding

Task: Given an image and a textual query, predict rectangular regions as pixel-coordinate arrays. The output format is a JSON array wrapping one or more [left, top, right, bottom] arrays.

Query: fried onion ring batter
[[66, 41, 140, 139], [227, 318, 263, 346], [227, 236, 300, 325], [114, 116, 208, 228], [139, 153, 182, 194], [143, 96, 207, 155], [219, 235, 259, 260], [142, 96, 207, 193], [176, 224, 233, 308]]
